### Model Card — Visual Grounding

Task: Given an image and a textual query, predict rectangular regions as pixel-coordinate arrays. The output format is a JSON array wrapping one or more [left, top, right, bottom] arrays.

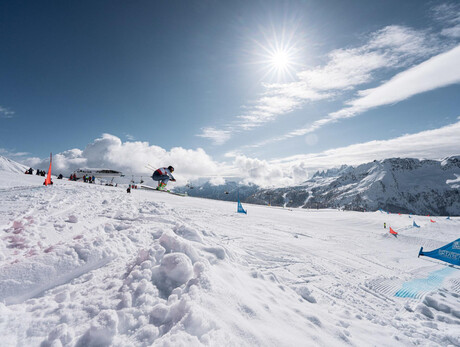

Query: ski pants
[[152, 171, 170, 184]]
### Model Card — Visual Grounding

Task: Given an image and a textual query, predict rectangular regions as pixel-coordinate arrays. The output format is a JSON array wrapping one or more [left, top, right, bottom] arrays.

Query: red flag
[[430, 219, 436, 223], [44, 153, 52, 186], [389, 227, 398, 235]]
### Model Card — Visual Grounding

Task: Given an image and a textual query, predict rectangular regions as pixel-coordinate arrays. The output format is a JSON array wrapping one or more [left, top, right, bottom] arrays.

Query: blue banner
[[237, 200, 247, 214], [419, 238, 460, 266], [413, 221, 420, 228]]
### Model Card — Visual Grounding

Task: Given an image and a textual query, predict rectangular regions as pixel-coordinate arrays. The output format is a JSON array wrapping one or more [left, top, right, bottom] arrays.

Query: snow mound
[[0, 239, 115, 305]]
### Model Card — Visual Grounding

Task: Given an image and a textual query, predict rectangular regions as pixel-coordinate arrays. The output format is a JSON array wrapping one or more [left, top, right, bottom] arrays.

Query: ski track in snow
[[0, 171, 459, 346]]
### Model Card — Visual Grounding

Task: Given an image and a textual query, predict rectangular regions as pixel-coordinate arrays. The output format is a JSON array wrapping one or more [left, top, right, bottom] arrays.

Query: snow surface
[[0, 170, 459, 346]]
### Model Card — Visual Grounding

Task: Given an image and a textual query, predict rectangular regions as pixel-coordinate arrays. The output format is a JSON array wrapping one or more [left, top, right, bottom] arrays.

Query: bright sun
[[252, 29, 303, 81], [270, 50, 291, 70]]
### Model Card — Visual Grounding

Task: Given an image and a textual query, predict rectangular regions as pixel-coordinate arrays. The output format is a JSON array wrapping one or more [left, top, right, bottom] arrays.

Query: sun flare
[[270, 50, 291, 70], [251, 27, 304, 81]]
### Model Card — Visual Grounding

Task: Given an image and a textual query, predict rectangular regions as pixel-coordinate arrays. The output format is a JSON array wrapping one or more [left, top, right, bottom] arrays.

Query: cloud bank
[[273, 121, 460, 173], [27, 134, 226, 183]]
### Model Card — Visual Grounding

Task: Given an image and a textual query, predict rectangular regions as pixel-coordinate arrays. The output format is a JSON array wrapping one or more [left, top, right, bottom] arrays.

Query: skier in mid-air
[[151, 166, 176, 190]]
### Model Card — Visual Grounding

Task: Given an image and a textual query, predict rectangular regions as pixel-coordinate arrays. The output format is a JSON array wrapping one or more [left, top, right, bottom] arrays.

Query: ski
[[139, 184, 187, 197]]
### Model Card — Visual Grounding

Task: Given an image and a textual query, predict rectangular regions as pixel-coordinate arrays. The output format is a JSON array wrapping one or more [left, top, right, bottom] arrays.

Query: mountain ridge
[[178, 156, 460, 216]]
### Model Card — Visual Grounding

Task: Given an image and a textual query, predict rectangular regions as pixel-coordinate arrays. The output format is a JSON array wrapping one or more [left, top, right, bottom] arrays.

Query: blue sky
[[1, 0, 460, 186]]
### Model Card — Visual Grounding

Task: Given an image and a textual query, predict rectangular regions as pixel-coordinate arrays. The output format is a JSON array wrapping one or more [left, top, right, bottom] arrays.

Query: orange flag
[[389, 227, 398, 235], [44, 153, 52, 186]]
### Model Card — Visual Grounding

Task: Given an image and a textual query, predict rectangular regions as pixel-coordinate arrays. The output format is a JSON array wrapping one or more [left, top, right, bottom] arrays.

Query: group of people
[[24, 168, 47, 176], [83, 175, 95, 183], [67, 173, 95, 183]]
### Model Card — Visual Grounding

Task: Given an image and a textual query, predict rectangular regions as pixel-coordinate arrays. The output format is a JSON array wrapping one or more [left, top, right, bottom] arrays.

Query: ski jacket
[[155, 167, 175, 181]]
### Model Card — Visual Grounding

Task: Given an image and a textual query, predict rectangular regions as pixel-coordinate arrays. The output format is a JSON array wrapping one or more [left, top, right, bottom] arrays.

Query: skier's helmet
[[168, 166, 174, 172]]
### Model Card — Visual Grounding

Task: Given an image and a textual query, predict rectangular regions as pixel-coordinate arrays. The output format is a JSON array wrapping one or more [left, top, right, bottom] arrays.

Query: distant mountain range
[[177, 157, 460, 216]]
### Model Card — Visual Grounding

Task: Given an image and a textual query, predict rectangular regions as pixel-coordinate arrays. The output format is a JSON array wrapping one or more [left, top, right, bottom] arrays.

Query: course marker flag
[[237, 200, 247, 214], [237, 191, 247, 214], [430, 219, 436, 223], [43, 153, 52, 186], [389, 227, 398, 237], [413, 221, 420, 228], [418, 238, 460, 266]]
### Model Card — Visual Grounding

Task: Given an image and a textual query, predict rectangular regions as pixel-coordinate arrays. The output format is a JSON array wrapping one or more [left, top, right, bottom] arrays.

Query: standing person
[[151, 166, 176, 190]]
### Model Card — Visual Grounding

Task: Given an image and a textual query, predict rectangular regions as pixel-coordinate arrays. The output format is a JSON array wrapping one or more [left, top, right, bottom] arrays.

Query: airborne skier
[[151, 166, 176, 190]]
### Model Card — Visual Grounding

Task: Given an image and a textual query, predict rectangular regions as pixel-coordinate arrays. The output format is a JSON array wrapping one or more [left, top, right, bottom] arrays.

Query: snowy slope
[[248, 157, 460, 216], [0, 155, 28, 174], [0, 169, 459, 346]]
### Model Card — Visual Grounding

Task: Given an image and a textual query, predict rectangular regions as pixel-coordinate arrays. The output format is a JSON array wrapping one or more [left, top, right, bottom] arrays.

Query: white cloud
[[209, 176, 226, 186], [26, 134, 227, 182], [366, 25, 437, 58], [233, 155, 285, 186], [297, 50, 386, 91], [442, 26, 460, 38], [432, 3, 460, 25], [0, 106, 14, 118], [295, 25, 436, 94], [231, 155, 311, 187], [272, 121, 460, 174], [196, 127, 232, 145], [0, 148, 29, 157], [433, 3, 460, 38], [332, 44, 460, 119], [238, 94, 307, 129]]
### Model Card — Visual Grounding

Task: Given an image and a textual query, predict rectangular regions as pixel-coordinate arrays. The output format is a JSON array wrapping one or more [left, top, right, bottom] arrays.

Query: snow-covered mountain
[[247, 157, 460, 216], [0, 155, 28, 174]]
